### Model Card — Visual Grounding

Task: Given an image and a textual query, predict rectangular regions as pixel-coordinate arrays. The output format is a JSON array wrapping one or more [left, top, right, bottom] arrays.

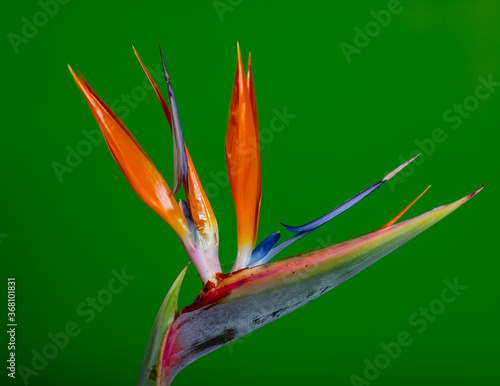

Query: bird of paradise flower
[[68, 44, 483, 385]]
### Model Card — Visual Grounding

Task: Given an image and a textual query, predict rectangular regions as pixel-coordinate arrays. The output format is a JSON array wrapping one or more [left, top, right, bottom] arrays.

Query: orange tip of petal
[[381, 185, 431, 229]]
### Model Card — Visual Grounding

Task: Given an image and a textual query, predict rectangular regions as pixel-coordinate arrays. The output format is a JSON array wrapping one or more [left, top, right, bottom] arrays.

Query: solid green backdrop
[[1, 0, 498, 385]]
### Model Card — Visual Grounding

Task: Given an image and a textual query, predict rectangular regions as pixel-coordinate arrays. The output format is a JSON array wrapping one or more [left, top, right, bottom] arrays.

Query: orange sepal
[[226, 44, 262, 270], [132, 48, 218, 247], [185, 150, 218, 241], [68, 65, 188, 239], [381, 186, 431, 229]]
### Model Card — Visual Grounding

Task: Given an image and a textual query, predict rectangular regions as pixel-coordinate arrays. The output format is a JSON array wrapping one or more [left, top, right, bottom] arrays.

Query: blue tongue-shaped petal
[[282, 154, 420, 233], [160, 45, 189, 196], [282, 181, 384, 232], [249, 154, 421, 267]]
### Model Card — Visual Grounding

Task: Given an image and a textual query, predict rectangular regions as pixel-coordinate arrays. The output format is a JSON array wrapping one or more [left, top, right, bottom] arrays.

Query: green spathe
[[142, 187, 482, 385]]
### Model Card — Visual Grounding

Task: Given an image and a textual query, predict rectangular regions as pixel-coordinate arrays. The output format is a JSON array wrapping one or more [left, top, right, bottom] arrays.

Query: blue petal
[[249, 232, 280, 266], [281, 155, 421, 233], [160, 45, 189, 195], [250, 155, 422, 266], [282, 181, 384, 232]]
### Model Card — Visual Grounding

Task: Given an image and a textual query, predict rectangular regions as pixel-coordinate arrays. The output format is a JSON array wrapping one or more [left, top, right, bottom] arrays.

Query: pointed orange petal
[[226, 44, 262, 271], [381, 185, 431, 229], [68, 65, 188, 239]]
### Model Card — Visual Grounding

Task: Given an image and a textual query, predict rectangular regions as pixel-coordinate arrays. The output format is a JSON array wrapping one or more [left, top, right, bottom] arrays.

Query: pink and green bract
[[69, 44, 483, 385]]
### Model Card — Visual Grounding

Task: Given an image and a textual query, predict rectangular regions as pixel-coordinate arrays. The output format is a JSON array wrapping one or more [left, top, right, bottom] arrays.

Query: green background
[[1, 0, 498, 385]]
